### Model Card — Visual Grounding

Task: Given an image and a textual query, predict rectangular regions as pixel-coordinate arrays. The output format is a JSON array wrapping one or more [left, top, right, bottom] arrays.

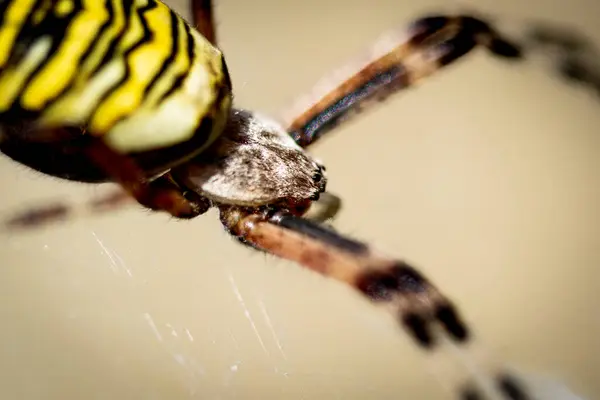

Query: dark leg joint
[[390, 262, 428, 293], [402, 312, 434, 348], [460, 385, 485, 400], [498, 374, 529, 400], [135, 176, 211, 219], [437, 32, 479, 66], [459, 16, 523, 59], [408, 16, 452, 44], [559, 58, 592, 82], [272, 214, 368, 254], [487, 38, 523, 58], [356, 261, 426, 301], [435, 303, 470, 342], [356, 270, 398, 301]]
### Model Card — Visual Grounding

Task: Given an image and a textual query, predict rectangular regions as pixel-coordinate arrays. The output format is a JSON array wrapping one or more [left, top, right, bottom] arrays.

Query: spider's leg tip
[[435, 303, 470, 343], [401, 312, 435, 348], [498, 374, 530, 400], [489, 38, 525, 59], [460, 386, 485, 400]]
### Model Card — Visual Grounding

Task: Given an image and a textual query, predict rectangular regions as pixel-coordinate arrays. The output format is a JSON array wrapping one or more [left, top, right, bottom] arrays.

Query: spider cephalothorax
[[174, 108, 328, 208]]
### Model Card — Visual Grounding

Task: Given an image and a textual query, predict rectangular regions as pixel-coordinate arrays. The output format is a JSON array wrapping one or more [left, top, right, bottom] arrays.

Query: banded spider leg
[[193, 5, 532, 400]]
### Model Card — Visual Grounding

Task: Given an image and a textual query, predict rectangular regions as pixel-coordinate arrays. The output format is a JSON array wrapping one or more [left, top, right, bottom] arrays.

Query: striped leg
[[3, 141, 212, 229], [282, 15, 524, 149], [219, 205, 532, 400], [1, 130, 212, 229], [82, 139, 210, 219], [190, 0, 217, 45]]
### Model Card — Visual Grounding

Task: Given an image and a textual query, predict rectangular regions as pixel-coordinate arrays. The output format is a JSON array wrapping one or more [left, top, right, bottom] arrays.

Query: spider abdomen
[[0, 0, 232, 181]]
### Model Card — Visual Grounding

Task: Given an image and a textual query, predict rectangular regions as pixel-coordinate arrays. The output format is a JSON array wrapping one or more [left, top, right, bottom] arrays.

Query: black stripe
[[0, 0, 80, 120], [128, 76, 231, 174], [274, 214, 369, 255], [77, 0, 115, 69], [11, 0, 84, 110], [407, 15, 451, 46], [89, 0, 133, 78], [143, 8, 179, 98], [0, 0, 14, 30], [184, 17, 195, 63], [436, 30, 478, 66], [40, 0, 115, 110], [157, 17, 195, 103], [88, 0, 157, 127], [2, 0, 46, 68], [290, 64, 408, 147]]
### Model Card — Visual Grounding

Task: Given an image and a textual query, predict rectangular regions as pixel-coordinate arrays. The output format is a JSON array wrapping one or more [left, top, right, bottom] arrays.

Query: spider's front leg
[[83, 139, 212, 219], [282, 15, 524, 149], [190, 0, 217, 45], [1, 131, 212, 228], [218, 205, 531, 400], [276, 15, 526, 225]]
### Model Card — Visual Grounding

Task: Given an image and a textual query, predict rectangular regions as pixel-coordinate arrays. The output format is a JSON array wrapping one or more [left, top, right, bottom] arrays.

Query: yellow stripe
[[142, 14, 190, 108], [90, 0, 173, 133], [0, 0, 230, 156], [0, 0, 38, 67], [101, 22, 228, 153], [113, 0, 143, 53], [21, 0, 109, 109], [76, 0, 125, 85], [55, 0, 74, 17], [39, 59, 125, 127]]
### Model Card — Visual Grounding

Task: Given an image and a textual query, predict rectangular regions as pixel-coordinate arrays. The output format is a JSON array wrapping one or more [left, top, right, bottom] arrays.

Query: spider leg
[[281, 15, 524, 149], [4, 203, 73, 229], [4, 169, 212, 230], [526, 22, 600, 96], [83, 139, 214, 219], [1, 127, 212, 229], [190, 0, 217, 46], [3, 138, 213, 229], [219, 205, 532, 400]]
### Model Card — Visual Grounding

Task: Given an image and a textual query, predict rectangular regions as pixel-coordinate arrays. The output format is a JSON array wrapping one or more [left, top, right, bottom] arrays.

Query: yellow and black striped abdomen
[[0, 0, 232, 179]]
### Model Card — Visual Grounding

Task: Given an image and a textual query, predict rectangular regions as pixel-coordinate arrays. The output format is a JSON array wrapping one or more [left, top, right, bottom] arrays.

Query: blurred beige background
[[1, 0, 599, 399]]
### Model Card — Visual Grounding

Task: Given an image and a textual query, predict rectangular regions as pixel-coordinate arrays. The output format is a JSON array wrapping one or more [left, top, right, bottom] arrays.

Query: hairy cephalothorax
[[174, 108, 327, 207]]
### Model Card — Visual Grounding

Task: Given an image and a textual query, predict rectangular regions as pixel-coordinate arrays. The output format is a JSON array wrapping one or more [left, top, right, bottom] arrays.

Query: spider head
[[174, 108, 327, 207]]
